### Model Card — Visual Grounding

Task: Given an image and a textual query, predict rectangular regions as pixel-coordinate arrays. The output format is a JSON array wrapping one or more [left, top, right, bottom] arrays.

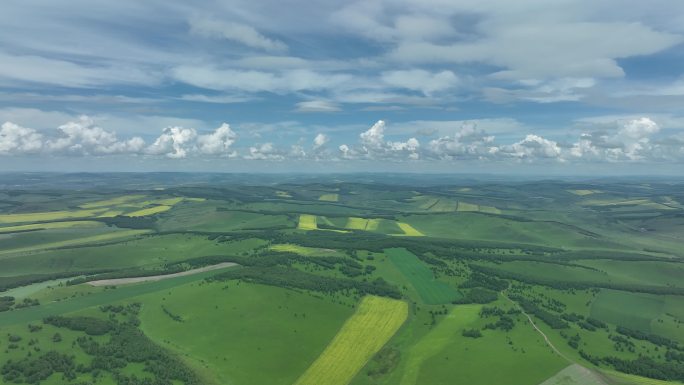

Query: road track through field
[[504, 293, 611, 385], [87, 262, 238, 286]]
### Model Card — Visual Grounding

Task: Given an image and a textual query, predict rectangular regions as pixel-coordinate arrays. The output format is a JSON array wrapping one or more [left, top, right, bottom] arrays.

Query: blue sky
[[1, 0, 684, 173]]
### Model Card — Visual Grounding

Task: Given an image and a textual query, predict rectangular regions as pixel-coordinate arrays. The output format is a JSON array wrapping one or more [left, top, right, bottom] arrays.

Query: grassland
[[294, 296, 408, 385], [298, 214, 318, 230], [140, 281, 357, 385], [385, 248, 459, 304], [399, 305, 481, 385]]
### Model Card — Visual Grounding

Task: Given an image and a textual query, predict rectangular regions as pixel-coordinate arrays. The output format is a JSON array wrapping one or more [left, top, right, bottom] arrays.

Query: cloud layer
[[3, 116, 682, 164]]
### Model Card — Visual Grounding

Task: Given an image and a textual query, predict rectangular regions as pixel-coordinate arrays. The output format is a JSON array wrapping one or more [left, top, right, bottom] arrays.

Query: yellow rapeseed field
[[124, 205, 172, 217], [0, 221, 102, 233], [297, 214, 317, 230], [396, 222, 424, 236], [294, 295, 408, 385], [0, 209, 104, 224]]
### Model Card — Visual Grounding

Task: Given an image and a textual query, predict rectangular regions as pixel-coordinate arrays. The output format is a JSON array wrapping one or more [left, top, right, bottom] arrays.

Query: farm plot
[[319, 193, 339, 202], [385, 248, 459, 304], [298, 214, 318, 230], [124, 205, 172, 217], [396, 222, 424, 236], [0, 229, 150, 257], [345, 217, 381, 231], [294, 295, 408, 385], [0, 220, 103, 233], [0, 209, 105, 224], [590, 289, 665, 333]]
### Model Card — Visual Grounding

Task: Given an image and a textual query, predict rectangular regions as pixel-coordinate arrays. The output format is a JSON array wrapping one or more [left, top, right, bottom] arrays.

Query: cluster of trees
[[0, 296, 14, 312], [98, 216, 156, 229], [454, 287, 498, 304], [615, 326, 682, 351], [43, 316, 113, 336], [460, 270, 509, 291], [462, 329, 483, 338], [1, 351, 76, 384], [0, 270, 111, 292], [579, 351, 684, 382], [161, 305, 183, 322], [509, 294, 569, 329], [472, 265, 684, 296], [210, 266, 401, 298]]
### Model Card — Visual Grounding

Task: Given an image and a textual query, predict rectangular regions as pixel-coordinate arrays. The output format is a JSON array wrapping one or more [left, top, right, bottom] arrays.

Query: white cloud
[[503, 134, 562, 160], [0, 51, 159, 88], [389, 21, 682, 80], [313, 133, 329, 149], [46, 116, 145, 155], [196, 123, 237, 156], [295, 100, 341, 112], [428, 122, 498, 160], [244, 142, 285, 160], [569, 117, 661, 161], [147, 127, 197, 159], [172, 67, 352, 93], [189, 16, 287, 52], [381, 69, 459, 95], [0, 122, 43, 154]]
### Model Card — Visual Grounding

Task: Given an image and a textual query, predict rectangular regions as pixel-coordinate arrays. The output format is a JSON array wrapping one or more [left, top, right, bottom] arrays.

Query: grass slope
[[385, 248, 459, 304]]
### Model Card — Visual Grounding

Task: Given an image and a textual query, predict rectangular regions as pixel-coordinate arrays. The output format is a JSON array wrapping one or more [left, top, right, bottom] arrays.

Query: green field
[[385, 248, 459, 304]]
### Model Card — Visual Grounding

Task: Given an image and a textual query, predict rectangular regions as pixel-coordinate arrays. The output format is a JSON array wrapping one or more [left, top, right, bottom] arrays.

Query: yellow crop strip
[[79, 194, 146, 209], [124, 205, 172, 217], [0, 209, 105, 224], [345, 217, 368, 230], [319, 193, 339, 202], [0, 221, 103, 233], [397, 222, 424, 236], [294, 296, 408, 385], [0, 229, 150, 257], [297, 214, 317, 230]]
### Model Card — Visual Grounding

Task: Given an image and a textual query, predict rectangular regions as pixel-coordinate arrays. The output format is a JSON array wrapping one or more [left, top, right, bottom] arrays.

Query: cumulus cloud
[[196, 123, 237, 156], [502, 134, 562, 160], [46, 116, 145, 155], [146, 126, 197, 158], [313, 133, 329, 149], [244, 142, 285, 160], [189, 16, 287, 52], [344, 120, 421, 160], [0, 122, 43, 154], [570, 117, 661, 161], [428, 122, 498, 160]]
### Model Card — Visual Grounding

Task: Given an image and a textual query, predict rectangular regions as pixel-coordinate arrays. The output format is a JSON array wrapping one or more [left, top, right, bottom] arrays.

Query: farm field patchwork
[[0, 176, 683, 385]]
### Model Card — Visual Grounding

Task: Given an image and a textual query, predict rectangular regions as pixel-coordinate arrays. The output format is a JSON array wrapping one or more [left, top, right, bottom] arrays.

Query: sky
[[1, 0, 684, 174]]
